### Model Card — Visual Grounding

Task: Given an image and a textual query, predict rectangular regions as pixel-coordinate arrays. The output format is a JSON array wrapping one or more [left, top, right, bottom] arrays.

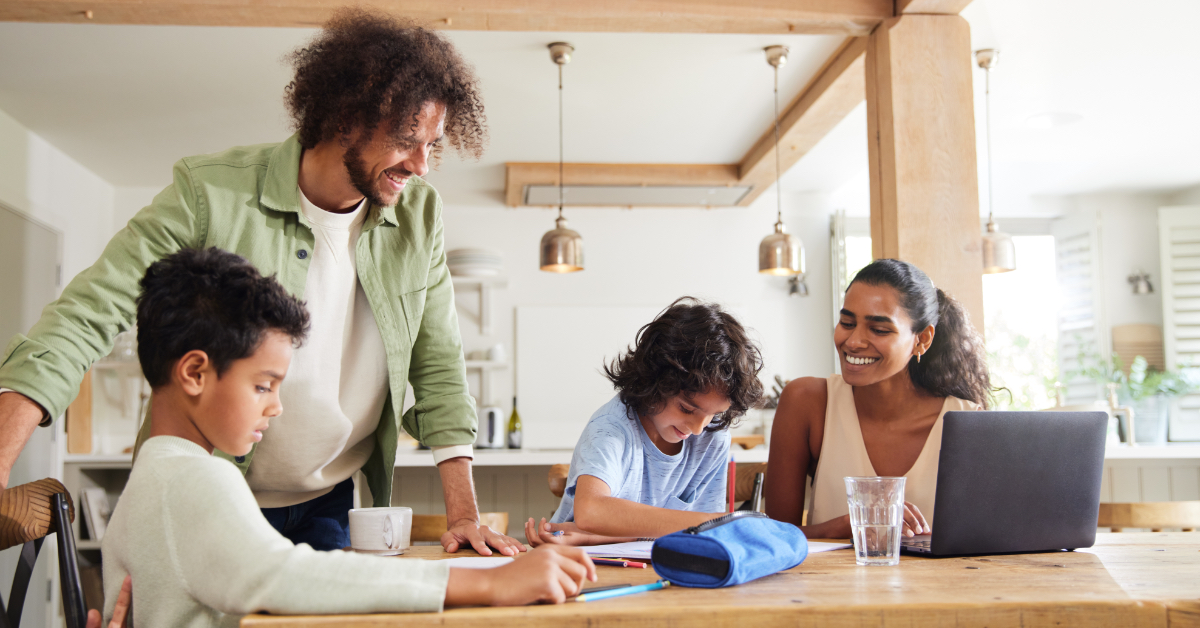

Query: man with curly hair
[[0, 9, 523, 556]]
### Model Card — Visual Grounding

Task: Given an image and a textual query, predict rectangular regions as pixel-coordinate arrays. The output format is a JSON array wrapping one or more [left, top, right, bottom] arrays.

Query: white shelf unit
[[392, 445, 770, 467], [62, 455, 133, 554], [463, 359, 508, 405], [451, 276, 506, 335]]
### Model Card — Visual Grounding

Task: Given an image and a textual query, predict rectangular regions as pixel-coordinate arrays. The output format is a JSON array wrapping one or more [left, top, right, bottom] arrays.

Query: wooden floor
[[242, 532, 1200, 627]]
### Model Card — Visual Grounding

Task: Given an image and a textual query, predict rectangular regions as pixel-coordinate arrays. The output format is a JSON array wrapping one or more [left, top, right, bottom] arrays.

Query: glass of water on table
[[844, 476, 905, 566]]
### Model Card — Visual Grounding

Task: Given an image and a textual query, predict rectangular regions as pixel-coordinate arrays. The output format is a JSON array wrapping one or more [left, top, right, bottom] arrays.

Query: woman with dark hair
[[524, 297, 765, 546], [765, 259, 991, 539]]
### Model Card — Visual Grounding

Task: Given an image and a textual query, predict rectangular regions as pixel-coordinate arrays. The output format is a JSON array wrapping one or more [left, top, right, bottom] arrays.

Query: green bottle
[[507, 396, 522, 449]]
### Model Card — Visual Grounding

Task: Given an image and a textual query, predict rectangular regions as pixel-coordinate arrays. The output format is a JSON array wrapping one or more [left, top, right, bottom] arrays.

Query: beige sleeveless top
[[808, 375, 977, 527]]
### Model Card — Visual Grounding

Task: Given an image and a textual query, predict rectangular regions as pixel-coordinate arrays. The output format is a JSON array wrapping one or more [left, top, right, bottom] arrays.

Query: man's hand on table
[[442, 518, 527, 556]]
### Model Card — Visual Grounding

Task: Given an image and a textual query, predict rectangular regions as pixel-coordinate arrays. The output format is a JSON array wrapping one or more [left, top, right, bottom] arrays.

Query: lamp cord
[[985, 66, 994, 224], [558, 62, 564, 220], [773, 63, 782, 225]]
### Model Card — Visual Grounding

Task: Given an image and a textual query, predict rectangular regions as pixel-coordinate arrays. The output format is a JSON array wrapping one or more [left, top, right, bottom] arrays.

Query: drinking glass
[[844, 476, 905, 566]]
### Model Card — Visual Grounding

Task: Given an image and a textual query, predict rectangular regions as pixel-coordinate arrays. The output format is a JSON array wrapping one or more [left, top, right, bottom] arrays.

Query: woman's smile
[[844, 354, 879, 366]]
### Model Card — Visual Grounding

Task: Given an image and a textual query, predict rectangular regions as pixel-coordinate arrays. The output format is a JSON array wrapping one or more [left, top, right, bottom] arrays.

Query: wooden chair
[[1098, 501, 1200, 532], [410, 512, 510, 543], [733, 463, 767, 504], [0, 478, 87, 628], [548, 464, 569, 499]]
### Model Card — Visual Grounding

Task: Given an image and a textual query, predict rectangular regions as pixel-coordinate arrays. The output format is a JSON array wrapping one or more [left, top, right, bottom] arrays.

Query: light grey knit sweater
[[102, 436, 450, 627]]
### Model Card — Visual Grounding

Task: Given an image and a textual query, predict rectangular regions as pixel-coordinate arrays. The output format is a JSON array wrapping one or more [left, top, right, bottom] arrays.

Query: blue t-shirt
[[550, 395, 730, 523]]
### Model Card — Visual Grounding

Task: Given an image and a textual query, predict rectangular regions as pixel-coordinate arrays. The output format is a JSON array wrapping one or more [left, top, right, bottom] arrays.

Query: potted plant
[[1073, 344, 1196, 443]]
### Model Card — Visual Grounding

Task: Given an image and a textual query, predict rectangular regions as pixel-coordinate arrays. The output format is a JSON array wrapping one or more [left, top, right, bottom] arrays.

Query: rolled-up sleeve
[[401, 195, 476, 448], [0, 163, 202, 420]]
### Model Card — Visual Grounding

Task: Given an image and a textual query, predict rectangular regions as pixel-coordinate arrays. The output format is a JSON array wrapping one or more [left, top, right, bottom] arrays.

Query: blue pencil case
[[651, 511, 807, 588]]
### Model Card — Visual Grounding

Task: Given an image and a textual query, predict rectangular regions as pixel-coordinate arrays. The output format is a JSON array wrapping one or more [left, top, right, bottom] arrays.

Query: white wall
[[113, 185, 164, 233], [0, 108, 115, 284], [1060, 192, 1166, 330], [442, 191, 836, 418], [0, 106, 118, 628], [1165, 183, 1200, 207]]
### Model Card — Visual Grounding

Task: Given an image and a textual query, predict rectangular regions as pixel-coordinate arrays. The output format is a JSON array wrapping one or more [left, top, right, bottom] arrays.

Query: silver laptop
[[902, 410, 1108, 557]]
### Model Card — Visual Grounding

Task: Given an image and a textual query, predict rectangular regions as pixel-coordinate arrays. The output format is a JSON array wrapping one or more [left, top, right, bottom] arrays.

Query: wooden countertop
[[241, 533, 1200, 627]]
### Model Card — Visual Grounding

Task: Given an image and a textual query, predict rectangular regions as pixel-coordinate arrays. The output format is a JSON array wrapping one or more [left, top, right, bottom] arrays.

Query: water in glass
[[844, 476, 905, 566]]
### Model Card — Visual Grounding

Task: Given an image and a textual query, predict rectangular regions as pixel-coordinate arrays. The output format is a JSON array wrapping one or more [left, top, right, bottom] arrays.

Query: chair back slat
[[0, 480, 86, 628], [53, 494, 88, 628], [5, 539, 43, 628], [410, 513, 510, 543], [1098, 501, 1200, 530], [0, 478, 74, 552]]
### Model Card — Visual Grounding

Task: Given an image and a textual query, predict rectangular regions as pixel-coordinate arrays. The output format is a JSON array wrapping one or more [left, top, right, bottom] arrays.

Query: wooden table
[[242, 533, 1200, 627]]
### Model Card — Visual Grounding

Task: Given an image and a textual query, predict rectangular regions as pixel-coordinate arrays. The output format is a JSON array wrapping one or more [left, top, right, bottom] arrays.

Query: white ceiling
[[0, 0, 1198, 214]]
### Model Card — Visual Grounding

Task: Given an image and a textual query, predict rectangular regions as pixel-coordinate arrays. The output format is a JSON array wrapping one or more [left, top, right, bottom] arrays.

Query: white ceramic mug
[[348, 507, 412, 555]]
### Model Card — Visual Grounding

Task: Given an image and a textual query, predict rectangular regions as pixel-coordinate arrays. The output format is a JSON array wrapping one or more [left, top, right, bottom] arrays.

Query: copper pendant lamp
[[539, 42, 584, 273], [977, 49, 1016, 274], [758, 45, 805, 277]]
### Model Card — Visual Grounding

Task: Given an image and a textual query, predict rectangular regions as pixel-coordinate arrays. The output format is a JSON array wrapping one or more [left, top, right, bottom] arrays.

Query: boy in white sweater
[[102, 248, 595, 626]]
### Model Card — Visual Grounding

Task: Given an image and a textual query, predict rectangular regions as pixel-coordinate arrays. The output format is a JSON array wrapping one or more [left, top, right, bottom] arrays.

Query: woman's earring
[[917, 352, 922, 364]]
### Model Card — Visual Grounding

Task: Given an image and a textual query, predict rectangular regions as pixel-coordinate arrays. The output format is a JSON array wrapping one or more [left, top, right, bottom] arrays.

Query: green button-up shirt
[[0, 134, 476, 506]]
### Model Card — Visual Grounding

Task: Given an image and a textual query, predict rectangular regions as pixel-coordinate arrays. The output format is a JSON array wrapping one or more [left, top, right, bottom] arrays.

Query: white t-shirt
[[245, 191, 389, 508], [103, 436, 449, 627]]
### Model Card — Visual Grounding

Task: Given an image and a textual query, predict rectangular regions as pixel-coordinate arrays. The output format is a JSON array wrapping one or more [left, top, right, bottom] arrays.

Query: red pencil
[[592, 558, 648, 568]]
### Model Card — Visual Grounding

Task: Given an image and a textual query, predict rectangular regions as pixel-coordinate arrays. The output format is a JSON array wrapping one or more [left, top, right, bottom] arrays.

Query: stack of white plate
[[447, 248, 503, 277]]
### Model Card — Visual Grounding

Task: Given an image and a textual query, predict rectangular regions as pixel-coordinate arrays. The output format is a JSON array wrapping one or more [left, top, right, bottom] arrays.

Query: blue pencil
[[575, 580, 669, 602]]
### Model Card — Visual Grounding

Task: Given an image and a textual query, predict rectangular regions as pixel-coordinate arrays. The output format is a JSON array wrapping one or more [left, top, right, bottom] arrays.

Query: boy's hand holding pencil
[[446, 545, 598, 606]]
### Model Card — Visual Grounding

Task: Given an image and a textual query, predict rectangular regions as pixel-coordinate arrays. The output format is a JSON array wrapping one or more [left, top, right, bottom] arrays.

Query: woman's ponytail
[[909, 289, 991, 408]]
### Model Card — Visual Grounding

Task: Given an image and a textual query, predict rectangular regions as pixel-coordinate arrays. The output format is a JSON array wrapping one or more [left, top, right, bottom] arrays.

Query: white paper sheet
[[436, 557, 515, 569], [807, 542, 852, 553], [584, 541, 654, 559], [585, 540, 849, 560]]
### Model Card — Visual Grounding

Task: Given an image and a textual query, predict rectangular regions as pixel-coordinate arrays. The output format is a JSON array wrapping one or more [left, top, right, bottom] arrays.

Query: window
[[983, 236, 1059, 409]]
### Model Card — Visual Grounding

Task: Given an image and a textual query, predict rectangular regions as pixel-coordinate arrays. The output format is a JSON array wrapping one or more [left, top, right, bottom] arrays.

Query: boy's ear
[[174, 350, 212, 397]]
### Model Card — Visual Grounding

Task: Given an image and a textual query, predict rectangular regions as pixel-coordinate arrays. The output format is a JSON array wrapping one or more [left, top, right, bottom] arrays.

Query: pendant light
[[758, 45, 805, 277], [539, 42, 584, 273], [977, 49, 1016, 274]]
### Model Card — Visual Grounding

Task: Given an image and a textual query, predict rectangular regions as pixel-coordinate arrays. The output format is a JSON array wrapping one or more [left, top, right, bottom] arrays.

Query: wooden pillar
[[866, 14, 985, 330]]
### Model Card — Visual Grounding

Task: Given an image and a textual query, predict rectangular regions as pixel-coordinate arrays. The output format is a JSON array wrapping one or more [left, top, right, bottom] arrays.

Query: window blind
[[1052, 210, 1108, 406], [1158, 206, 1200, 440]]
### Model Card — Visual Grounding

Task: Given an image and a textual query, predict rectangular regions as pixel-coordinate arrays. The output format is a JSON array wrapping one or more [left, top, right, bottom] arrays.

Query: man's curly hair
[[604, 297, 765, 432], [285, 8, 487, 162]]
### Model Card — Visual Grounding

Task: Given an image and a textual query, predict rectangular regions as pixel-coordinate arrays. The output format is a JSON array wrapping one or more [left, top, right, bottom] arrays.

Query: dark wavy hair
[[848, 259, 992, 408], [284, 8, 487, 163], [136, 248, 310, 388], [604, 297, 765, 431]]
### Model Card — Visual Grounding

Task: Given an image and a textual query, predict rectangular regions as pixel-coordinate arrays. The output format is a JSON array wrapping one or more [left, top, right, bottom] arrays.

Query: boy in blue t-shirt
[[526, 297, 764, 545]]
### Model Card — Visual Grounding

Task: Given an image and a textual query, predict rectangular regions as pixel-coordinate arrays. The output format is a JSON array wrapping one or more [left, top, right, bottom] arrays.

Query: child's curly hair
[[604, 297, 764, 431]]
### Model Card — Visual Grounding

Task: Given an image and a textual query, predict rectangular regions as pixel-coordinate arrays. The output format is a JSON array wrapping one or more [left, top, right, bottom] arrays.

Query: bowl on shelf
[[447, 248, 503, 277]]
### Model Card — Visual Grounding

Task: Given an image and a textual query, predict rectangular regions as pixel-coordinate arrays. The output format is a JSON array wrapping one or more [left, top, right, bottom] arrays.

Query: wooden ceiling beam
[[896, 0, 974, 15], [734, 36, 868, 206], [1, 0, 893, 35], [504, 163, 740, 207], [506, 36, 874, 208]]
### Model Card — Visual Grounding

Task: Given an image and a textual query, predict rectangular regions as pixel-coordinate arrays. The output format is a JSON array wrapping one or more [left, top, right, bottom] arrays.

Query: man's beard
[[343, 143, 399, 208]]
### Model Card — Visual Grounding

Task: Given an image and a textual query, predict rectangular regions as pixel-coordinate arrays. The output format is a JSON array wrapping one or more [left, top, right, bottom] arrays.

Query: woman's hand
[[524, 517, 619, 547], [804, 514, 853, 540], [902, 501, 931, 537]]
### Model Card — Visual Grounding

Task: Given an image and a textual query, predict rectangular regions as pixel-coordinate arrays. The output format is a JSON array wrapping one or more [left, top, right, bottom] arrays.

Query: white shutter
[[1158, 206, 1200, 441], [1052, 210, 1109, 405]]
